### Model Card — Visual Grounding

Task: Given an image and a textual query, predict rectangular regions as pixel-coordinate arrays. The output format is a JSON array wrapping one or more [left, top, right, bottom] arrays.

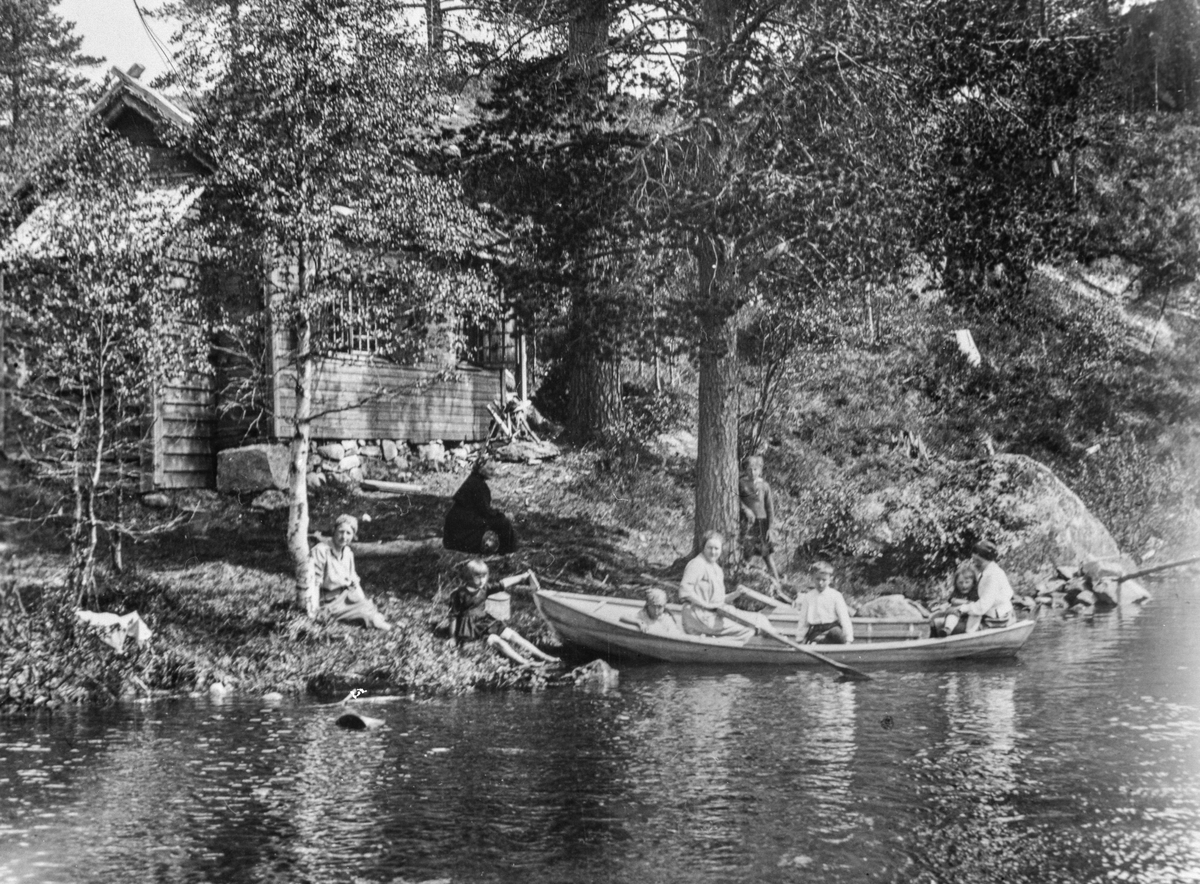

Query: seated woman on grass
[[448, 560, 560, 667], [311, 514, 392, 631]]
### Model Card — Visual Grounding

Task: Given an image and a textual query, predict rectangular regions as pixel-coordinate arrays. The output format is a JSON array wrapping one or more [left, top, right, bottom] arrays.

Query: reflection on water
[[2, 587, 1199, 884]]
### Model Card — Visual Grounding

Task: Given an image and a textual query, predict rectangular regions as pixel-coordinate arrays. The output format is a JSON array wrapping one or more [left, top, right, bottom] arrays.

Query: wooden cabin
[[2, 66, 518, 492]]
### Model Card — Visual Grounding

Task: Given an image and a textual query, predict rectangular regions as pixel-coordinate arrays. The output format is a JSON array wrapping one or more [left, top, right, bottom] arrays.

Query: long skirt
[[321, 586, 390, 630]]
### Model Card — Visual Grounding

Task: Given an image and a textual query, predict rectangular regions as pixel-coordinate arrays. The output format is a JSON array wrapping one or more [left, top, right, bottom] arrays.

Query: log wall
[[142, 371, 217, 490], [272, 350, 501, 442]]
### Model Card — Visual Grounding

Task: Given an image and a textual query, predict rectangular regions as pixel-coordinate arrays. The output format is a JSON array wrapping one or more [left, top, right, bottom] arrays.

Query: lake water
[[2, 583, 1199, 884]]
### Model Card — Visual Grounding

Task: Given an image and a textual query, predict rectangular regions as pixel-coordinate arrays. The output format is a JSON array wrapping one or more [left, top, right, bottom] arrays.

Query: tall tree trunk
[[286, 247, 315, 614], [568, 0, 609, 89], [564, 0, 622, 442], [426, 0, 443, 55], [567, 318, 623, 439], [689, 0, 739, 553], [693, 240, 739, 552]]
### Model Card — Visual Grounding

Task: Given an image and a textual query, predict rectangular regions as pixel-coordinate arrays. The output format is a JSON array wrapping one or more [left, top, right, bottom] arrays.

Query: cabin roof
[[91, 66, 197, 134], [1, 183, 204, 262]]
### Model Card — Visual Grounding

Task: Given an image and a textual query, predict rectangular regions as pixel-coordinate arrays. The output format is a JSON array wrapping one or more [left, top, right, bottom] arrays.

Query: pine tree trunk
[[567, 324, 623, 440], [563, 0, 621, 443], [689, 0, 740, 554], [693, 246, 739, 553], [426, 0, 443, 55]]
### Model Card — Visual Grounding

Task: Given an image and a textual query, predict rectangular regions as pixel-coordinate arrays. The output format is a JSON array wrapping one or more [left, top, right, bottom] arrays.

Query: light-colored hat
[[644, 587, 668, 606]]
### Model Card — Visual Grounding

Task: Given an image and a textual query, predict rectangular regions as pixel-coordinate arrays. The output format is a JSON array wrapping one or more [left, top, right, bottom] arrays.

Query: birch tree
[[0, 125, 208, 606], [192, 0, 491, 613]]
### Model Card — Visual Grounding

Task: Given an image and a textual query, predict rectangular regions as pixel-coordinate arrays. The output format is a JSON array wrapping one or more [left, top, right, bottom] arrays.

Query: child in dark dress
[[448, 560, 560, 667]]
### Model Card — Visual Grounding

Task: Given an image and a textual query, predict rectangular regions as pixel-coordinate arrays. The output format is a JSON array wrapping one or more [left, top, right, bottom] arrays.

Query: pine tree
[[0, 0, 101, 192]]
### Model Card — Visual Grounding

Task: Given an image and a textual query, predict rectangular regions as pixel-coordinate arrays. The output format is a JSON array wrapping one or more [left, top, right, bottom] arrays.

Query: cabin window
[[461, 314, 517, 368], [314, 289, 390, 355]]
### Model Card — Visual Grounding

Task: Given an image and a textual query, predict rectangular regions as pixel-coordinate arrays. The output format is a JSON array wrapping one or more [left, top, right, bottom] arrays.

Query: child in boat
[[635, 587, 682, 636], [448, 560, 560, 667], [940, 541, 1015, 635], [931, 560, 979, 637], [792, 561, 855, 644]]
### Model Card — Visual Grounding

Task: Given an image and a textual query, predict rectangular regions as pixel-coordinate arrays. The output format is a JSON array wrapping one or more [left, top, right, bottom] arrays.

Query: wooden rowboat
[[533, 589, 1037, 667]]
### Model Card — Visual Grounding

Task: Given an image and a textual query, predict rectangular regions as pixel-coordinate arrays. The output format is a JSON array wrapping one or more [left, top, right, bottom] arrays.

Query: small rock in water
[[335, 712, 384, 730], [262, 691, 284, 702], [571, 659, 619, 688]]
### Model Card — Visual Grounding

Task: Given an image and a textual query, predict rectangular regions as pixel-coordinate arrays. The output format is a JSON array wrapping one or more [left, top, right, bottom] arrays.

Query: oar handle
[[1117, 554, 1200, 583]]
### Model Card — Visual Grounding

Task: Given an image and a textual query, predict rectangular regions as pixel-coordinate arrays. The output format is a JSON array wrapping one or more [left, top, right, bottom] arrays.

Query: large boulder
[[217, 444, 291, 494], [986, 454, 1122, 576], [854, 594, 929, 620], [832, 453, 1122, 590]]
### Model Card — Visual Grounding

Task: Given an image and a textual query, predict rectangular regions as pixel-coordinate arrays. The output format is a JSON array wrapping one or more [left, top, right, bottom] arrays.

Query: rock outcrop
[[834, 453, 1124, 591], [217, 444, 291, 494]]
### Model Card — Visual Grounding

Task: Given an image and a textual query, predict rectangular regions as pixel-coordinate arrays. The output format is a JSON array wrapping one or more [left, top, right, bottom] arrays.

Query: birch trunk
[[286, 246, 315, 614]]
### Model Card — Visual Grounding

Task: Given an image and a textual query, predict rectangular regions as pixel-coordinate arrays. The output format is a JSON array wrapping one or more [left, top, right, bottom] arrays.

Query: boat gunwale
[[533, 588, 1036, 664]]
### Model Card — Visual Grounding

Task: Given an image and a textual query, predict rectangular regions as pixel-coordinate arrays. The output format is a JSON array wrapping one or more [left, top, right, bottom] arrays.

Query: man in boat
[[634, 587, 682, 636], [940, 540, 1014, 635], [792, 561, 855, 644], [738, 455, 781, 582], [448, 560, 560, 667]]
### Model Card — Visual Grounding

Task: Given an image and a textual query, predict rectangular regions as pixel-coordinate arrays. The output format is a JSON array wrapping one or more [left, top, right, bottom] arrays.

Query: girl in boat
[[679, 531, 759, 641], [931, 560, 980, 637], [443, 457, 517, 555], [310, 514, 392, 631], [448, 560, 560, 667], [937, 541, 1015, 636]]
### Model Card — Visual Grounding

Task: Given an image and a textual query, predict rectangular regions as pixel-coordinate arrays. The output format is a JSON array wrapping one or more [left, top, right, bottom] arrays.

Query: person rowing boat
[[679, 530, 768, 642]]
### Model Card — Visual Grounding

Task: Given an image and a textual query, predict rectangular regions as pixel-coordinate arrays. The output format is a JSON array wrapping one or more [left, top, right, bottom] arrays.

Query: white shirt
[[960, 561, 1014, 620], [636, 607, 682, 636], [794, 587, 855, 643], [679, 554, 728, 635], [310, 541, 359, 593]]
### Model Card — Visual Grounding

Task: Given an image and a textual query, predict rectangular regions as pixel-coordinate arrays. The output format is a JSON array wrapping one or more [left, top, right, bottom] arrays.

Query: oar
[[715, 604, 872, 681], [636, 571, 869, 680], [1117, 554, 1200, 583]]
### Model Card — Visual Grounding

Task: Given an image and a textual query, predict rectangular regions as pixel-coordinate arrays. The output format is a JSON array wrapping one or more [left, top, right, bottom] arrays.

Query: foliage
[[0, 123, 210, 605], [186, 0, 498, 608], [1072, 113, 1200, 294], [0, 0, 100, 195], [912, 0, 1117, 313]]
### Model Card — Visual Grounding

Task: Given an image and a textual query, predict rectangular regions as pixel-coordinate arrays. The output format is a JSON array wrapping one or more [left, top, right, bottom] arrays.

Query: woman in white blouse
[[310, 514, 392, 631], [678, 531, 755, 641]]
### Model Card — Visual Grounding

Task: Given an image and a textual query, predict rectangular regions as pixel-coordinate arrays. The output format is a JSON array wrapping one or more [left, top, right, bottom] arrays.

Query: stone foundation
[[305, 437, 482, 489]]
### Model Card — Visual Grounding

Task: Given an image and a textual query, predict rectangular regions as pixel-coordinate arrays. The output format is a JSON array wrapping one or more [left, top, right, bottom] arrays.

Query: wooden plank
[[160, 404, 216, 421], [157, 471, 214, 489], [271, 359, 498, 441], [162, 437, 213, 455], [162, 387, 215, 406]]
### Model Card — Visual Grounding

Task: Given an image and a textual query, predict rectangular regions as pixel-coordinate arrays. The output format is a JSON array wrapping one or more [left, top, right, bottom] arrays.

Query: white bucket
[[485, 591, 511, 621]]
